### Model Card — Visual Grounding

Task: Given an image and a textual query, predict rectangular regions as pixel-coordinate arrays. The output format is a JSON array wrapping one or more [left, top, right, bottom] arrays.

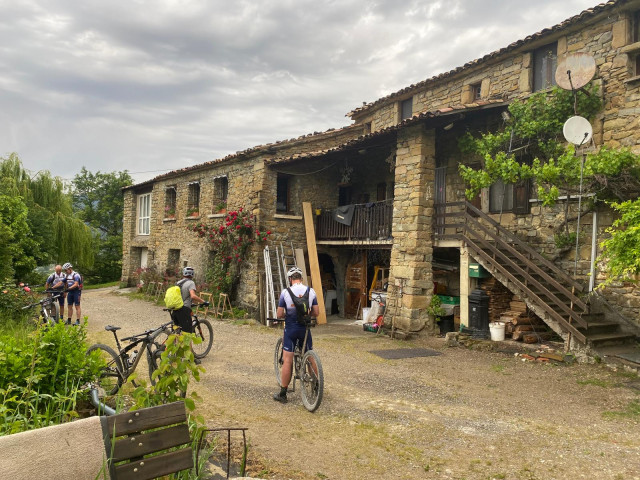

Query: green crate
[[469, 263, 490, 278], [437, 294, 460, 305]]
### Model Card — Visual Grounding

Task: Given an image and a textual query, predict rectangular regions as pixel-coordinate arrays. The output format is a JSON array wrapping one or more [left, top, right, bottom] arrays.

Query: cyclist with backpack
[[63, 262, 82, 325], [45, 264, 67, 321], [171, 267, 208, 334], [273, 266, 319, 404]]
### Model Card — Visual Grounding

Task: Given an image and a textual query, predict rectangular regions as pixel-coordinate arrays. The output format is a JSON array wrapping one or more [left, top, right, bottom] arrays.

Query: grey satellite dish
[[555, 52, 596, 90], [563, 116, 593, 146]]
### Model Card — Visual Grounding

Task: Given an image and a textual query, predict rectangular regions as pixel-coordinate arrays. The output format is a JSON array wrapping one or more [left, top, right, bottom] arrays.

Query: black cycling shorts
[[170, 306, 194, 333]]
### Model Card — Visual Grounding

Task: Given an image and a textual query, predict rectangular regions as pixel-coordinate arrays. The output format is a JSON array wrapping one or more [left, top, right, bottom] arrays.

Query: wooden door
[[345, 253, 367, 317]]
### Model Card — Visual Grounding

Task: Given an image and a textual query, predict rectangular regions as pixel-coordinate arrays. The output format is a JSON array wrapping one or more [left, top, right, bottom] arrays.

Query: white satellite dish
[[563, 116, 593, 146], [555, 52, 596, 90]]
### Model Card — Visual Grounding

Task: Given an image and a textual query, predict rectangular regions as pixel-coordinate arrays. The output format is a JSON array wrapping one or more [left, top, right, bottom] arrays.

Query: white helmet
[[63, 262, 73, 270], [287, 266, 303, 279], [182, 266, 195, 277]]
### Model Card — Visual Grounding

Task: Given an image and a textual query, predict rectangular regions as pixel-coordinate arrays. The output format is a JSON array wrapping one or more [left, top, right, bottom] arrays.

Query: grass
[[83, 281, 119, 290], [602, 400, 640, 419], [577, 378, 611, 388]]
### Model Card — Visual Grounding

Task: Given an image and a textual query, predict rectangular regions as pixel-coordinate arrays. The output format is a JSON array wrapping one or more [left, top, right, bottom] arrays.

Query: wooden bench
[[102, 401, 249, 479], [102, 402, 194, 480]]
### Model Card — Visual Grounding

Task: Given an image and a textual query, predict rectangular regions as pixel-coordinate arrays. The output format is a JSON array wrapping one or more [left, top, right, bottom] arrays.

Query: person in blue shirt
[[273, 267, 319, 403], [63, 262, 82, 325]]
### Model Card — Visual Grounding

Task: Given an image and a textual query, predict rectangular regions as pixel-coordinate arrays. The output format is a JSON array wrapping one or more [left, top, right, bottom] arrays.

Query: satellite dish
[[555, 53, 596, 90], [563, 116, 593, 146]]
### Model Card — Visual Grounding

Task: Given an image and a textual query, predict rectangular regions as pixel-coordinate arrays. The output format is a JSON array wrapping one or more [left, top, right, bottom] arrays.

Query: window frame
[[164, 186, 176, 218], [400, 97, 413, 121], [276, 173, 291, 213], [213, 176, 229, 211], [137, 193, 151, 235], [532, 43, 558, 92], [187, 181, 200, 215]]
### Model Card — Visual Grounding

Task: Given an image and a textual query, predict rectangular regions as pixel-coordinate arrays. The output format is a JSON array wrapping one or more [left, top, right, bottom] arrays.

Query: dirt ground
[[84, 287, 640, 480]]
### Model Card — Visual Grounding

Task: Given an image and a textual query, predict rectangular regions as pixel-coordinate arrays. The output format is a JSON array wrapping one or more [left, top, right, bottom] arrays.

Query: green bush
[[0, 322, 103, 434]]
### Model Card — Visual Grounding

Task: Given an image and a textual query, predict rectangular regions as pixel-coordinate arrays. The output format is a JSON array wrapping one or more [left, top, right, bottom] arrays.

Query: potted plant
[[215, 200, 227, 214], [164, 206, 176, 218], [428, 295, 450, 333], [187, 208, 200, 217]]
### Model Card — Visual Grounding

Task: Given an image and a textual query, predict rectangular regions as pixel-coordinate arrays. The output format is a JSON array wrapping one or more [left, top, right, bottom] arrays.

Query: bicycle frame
[[108, 323, 171, 379]]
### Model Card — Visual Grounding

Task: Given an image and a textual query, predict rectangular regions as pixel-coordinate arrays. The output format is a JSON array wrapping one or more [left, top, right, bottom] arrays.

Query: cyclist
[[45, 264, 66, 321], [273, 266, 319, 404], [63, 262, 82, 325], [171, 267, 208, 334]]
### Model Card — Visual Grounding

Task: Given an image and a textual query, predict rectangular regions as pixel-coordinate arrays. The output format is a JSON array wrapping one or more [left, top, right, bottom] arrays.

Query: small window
[[489, 181, 514, 213], [634, 11, 640, 75], [364, 122, 372, 135], [400, 97, 413, 121], [472, 83, 482, 100], [213, 176, 228, 212], [167, 249, 180, 276], [137, 193, 151, 235], [533, 43, 557, 91], [164, 187, 176, 218], [187, 182, 200, 216], [276, 174, 290, 213]]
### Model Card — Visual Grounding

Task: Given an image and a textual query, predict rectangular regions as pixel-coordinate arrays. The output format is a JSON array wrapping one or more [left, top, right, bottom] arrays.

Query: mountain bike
[[272, 319, 324, 412], [87, 321, 172, 396], [21, 289, 64, 326], [157, 305, 214, 359]]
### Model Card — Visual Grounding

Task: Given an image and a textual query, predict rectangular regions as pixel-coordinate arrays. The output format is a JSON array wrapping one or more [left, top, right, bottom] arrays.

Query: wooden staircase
[[435, 201, 636, 348]]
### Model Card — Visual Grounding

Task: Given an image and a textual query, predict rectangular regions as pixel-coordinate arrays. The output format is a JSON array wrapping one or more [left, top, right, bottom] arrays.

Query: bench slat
[[111, 424, 191, 462], [114, 447, 193, 480], [106, 402, 186, 437]]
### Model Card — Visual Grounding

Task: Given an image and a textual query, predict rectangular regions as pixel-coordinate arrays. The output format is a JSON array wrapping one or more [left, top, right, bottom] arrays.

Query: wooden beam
[[303, 202, 326, 324]]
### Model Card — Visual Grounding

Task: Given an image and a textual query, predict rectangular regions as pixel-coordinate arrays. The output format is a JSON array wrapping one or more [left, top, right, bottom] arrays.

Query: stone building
[[122, 0, 640, 352]]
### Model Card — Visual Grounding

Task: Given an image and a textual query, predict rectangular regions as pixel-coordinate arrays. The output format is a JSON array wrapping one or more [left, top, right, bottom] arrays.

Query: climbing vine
[[188, 208, 270, 296]]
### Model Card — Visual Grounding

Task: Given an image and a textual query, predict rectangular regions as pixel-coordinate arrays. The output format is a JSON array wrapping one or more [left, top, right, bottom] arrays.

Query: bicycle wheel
[[43, 302, 59, 324], [192, 319, 213, 359], [147, 345, 164, 386], [86, 343, 124, 396], [274, 337, 284, 385], [300, 350, 324, 412]]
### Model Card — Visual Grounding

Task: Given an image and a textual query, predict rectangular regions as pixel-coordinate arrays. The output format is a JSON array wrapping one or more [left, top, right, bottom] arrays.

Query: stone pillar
[[121, 190, 137, 286], [388, 124, 435, 332], [459, 247, 470, 327]]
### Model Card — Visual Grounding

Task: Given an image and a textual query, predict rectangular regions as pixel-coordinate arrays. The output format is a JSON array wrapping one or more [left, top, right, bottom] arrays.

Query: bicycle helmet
[[182, 266, 195, 277], [287, 266, 303, 279], [62, 262, 73, 270]]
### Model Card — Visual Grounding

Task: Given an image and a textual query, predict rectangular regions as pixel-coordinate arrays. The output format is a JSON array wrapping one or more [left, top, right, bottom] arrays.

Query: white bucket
[[362, 307, 370, 321], [489, 322, 506, 341]]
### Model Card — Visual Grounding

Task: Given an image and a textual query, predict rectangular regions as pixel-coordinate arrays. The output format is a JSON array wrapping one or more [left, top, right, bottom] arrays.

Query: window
[[167, 249, 180, 276], [472, 83, 482, 100], [187, 182, 200, 216], [489, 181, 514, 213], [400, 97, 413, 121], [213, 176, 228, 212], [164, 187, 176, 218], [137, 193, 151, 235], [276, 174, 290, 213], [533, 43, 557, 91], [634, 11, 640, 75]]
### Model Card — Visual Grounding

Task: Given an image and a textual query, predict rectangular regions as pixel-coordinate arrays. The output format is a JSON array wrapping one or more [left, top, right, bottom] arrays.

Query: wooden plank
[[295, 248, 308, 286], [112, 424, 191, 462], [302, 202, 326, 325], [114, 447, 193, 480], [106, 402, 186, 437]]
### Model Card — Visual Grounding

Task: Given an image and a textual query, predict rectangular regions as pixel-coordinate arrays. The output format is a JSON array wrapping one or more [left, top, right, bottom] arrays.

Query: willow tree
[[0, 153, 92, 280]]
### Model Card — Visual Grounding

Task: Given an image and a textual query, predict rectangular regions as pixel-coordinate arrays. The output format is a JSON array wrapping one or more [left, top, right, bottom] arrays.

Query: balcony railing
[[316, 199, 393, 241]]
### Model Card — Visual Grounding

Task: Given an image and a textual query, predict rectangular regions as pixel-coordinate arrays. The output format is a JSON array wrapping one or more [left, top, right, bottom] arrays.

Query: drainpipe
[[589, 209, 598, 292], [89, 388, 116, 416]]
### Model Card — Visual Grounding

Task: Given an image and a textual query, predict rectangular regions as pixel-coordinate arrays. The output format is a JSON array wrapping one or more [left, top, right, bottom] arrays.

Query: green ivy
[[599, 199, 640, 281]]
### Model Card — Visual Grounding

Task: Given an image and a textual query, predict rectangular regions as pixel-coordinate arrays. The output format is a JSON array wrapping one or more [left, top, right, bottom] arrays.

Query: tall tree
[[72, 167, 133, 283], [0, 154, 93, 281]]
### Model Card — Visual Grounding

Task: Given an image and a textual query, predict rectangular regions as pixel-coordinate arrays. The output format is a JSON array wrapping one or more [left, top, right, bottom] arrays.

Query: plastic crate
[[469, 263, 490, 278], [437, 294, 460, 305], [363, 323, 379, 333]]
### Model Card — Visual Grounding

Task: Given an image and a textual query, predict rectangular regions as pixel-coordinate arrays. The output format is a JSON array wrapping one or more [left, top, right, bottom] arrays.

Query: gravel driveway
[[84, 287, 640, 480]]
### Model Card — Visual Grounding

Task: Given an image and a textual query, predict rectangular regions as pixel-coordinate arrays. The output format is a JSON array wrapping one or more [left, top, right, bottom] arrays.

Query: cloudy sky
[[0, 0, 601, 184]]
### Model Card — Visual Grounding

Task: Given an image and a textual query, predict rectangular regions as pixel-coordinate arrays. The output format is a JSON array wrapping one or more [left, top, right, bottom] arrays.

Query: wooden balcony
[[316, 200, 393, 242]]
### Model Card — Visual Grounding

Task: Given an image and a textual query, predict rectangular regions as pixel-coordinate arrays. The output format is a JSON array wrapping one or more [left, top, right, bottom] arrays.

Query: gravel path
[[84, 287, 640, 480]]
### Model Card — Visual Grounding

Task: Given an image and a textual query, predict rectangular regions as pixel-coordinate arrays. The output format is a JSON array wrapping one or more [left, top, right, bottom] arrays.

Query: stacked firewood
[[500, 297, 553, 343], [479, 277, 513, 322]]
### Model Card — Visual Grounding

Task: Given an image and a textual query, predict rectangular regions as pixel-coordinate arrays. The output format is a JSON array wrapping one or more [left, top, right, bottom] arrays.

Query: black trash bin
[[438, 314, 455, 335], [468, 289, 490, 339]]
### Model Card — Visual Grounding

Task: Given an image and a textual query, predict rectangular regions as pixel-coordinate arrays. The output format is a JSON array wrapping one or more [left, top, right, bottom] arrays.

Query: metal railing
[[316, 199, 393, 241]]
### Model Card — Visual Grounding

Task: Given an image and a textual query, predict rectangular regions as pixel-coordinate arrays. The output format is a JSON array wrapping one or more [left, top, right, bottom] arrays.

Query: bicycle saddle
[[105, 325, 121, 332]]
